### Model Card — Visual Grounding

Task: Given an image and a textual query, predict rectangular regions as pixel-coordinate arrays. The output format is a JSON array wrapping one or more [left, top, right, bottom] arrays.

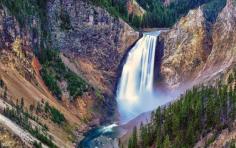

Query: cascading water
[[79, 31, 168, 148], [117, 31, 161, 123]]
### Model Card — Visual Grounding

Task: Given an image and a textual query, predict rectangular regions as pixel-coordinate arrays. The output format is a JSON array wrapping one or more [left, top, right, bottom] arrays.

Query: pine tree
[[132, 126, 138, 148], [163, 135, 171, 148], [128, 138, 133, 148], [20, 97, 24, 109]]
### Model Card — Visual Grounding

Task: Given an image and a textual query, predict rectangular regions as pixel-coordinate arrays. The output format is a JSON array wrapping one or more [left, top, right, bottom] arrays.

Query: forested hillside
[[128, 70, 236, 148], [126, 0, 236, 146], [91, 0, 226, 28], [137, 0, 226, 27]]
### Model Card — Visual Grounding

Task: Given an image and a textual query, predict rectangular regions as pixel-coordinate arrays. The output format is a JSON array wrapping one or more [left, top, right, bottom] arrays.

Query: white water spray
[[99, 123, 118, 133], [117, 31, 162, 123]]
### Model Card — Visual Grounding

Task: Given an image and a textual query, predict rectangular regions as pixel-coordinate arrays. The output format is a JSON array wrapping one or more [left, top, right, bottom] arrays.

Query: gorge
[[2, 0, 236, 148]]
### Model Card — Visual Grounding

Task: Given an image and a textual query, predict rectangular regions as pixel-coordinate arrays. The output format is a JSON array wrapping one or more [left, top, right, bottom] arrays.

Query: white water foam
[[116, 31, 162, 124]]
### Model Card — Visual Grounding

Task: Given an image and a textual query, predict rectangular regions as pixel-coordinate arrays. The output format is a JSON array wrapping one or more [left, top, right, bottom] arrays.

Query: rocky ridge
[[158, 0, 236, 91], [160, 7, 211, 88]]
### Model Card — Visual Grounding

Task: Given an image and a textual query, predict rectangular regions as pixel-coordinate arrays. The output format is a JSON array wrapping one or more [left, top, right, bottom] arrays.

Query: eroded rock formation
[[160, 7, 211, 88], [158, 0, 236, 96], [47, 0, 139, 95]]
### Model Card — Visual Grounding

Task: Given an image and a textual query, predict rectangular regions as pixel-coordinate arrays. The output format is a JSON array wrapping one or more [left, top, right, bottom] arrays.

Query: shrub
[[38, 49, 88, 101], [49, 106, 65, 125]]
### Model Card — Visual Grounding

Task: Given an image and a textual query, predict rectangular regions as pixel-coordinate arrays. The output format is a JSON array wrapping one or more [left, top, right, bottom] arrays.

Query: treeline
[[0, 78, 4, 88], [0, 0, 227, 33], [90, 0, 128, 19], [128, 70, 236, 148], [44, 102, 65, 125], [3, 97, 68, 147], [33, 100, 66, 125], [91, 0, 226, 28], [0, 0, 47, 26], [38, 49, 89, 101], [0, 0, 50, 57], [89, 0, 143, 28], [3, 98, 57, 148], [0, 78, 7, 100], [137, 0, 226, 28]]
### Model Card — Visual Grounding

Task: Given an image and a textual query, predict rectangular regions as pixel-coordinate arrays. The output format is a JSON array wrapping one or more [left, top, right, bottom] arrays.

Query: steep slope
[[125, 0, 236, 147], [160, 7, 211, 88], [47, 0, 139, 95], [158, 0, 228, 90], [0, 0, 139, 147], [126, 0, 145, 17], [0, 6, 81, 145], [0, 123, 27, 148], [196, 0, 236, 82], [137, 0, 226, 28]]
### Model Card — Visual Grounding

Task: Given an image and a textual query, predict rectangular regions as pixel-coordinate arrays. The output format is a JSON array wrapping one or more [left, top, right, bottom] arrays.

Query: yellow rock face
[[161, 8, 210, 88]]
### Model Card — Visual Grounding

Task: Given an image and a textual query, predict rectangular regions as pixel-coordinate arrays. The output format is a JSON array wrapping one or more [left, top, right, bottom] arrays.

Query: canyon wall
[[158, 0, 236, 90], [47, 0, 139, 96], [160, 7, 211, 88], [0, 0, 139, 146]]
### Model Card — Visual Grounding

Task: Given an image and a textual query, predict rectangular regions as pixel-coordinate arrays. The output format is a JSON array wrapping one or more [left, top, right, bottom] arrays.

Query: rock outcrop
[[199, 0, 236, 77], [126, 0, 146, 17], [0, 0, 140, 146], [159, 7, 211, 88], [0, 5, 40, 83], [157, 0, 236, 90], [47, 0, 139, 95], [0, 4, 82, 147]]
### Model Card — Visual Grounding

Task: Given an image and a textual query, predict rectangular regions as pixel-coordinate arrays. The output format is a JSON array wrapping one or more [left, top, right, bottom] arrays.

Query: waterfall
[[117, 31, 161, 123]]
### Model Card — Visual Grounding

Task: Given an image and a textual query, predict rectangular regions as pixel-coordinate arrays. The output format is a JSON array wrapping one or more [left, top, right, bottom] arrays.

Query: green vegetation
[[137, 0, 226, 28], [225, 139, 236, 148], [0, 0, 48, 29], [33, 141, 43, 148], [38, 49, 88, 100], [48, 105, 65, 125], [90, 0, 128, 19], [38, 101, 66, 125], [89, 0, 142, 28], [89, 0, 226, 28], [0, 0, 38, 26], [129, 70, 236, 147], [0, 0, 50, 54], [3, 98, 68, 147], [0, 0, 227, 32], [128, 126, 138, 148], [3, 99, 56, 148], [202, 0, 226, 23], [41, 67, 62, 99], [59, 9, 72, 31], [0, 78, 4, 88]]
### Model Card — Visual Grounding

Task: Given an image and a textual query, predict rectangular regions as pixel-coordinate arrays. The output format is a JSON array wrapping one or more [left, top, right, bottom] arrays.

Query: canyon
[[1, 0, 236, 147]]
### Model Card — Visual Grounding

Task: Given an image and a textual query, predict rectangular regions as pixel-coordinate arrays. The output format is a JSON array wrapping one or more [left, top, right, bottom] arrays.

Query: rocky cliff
[[199, 0, 236, 78], [0, 0, 139, 147], [159, 7, 211, 88], [158, 0, 233, 90], [126, 0, 145, 17], [47, 0, 139, 96]]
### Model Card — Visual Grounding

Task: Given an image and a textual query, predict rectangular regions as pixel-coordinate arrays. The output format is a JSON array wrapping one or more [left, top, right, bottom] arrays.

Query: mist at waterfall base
[[117, 31, 174, 124], [79, 31, 176, 148], [79, 123, 119, 148]]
